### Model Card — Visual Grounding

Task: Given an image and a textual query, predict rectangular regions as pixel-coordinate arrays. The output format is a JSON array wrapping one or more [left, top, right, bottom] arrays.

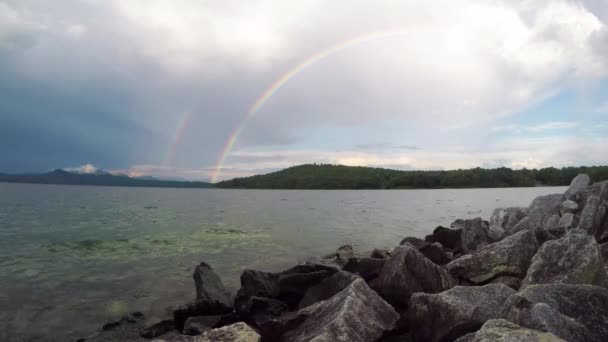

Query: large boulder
[[261, 279, 398, 342], [501, 283, 608, 341], [183, 316, 222, 336], [342, 257, 385, 282], [467, 319, 565, 342], [401, 236, 430, 249], [577, 195, 604, 234], [521, 229, 607, 288], [193, 322, 260, 342], [565, 174, 591, 200], [557, 213, 578, 231], [447, 229, 538, 284], [593, 201, 608, 242], [234, 264, 337, 312], [371, 245, 456, 308], [407, 284, 515, 342], [461, 218, 493, 253], [511, 194, 564, 240], [425, 225, 462, 252], [193, 262, 233, 309], [489, 207, 527, 239], [174, 262, 234, 332], [419, 242, 451, 265], [297, 271, 359, 309], [560, 200, 579, 215]]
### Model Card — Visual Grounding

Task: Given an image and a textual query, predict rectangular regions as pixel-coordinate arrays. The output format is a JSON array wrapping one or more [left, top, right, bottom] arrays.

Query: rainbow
[[165, 110, 194, 166], [210, 28, 418, 183]]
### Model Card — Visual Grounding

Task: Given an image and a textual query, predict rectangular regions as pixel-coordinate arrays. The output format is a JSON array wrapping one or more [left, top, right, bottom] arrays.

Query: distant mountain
[[0, 169, 213, 189], [216, 163, 608, 189]]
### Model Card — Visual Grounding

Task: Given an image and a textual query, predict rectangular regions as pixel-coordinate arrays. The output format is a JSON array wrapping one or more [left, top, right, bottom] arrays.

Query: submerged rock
[[502, 283, 608, 341], [407, 284, 515, 342], [261, 279, 398, 342], [461, 218, 493, 253], [447, 229, 538, 284], [140, 319, 175, 338], [521, 229, 607, 288], [565, 174, 591, 200], [467, 319, 565, 342], [372, 244, 456, 308]]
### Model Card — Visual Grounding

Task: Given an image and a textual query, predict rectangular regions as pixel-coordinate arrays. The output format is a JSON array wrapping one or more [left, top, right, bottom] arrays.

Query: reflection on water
[[0, 183, 566, 341]]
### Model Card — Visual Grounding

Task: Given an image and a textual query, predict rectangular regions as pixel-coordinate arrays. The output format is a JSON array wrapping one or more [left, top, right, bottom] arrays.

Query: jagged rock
[[468, 319, 565, 341], [234, 264, 337, 313], [183, 316, 222, 336], [140, 319, 175, 338], [194, 322, 260, 342], [577, 195, 605, 234], [489, 207, 527, 239], [371, 245, 456, 308], [451, 219, 466, 230], [489, 275, 521, 290], [407, 284, 515, 342], [261, 279, 398, 342], [507, 216, 531, 236], [557, 213, 578, 231], [419, 242, 451, 265], [371, 248, 390, 259], [518, 194, 565, 241], [193, 262, 233, 306], [601, 242, 608, 263], [521, 229, 607, 288], [174, 300, 233, 332], [454, 332, 476, 342], [461, 218, 492, 253], [593, 202, 608, 242], [174, 262, 233, 332], [565, 174, 591, 200], [298, 271, 359, 309], [85, 313, 146, 342], [535, 213, 566, 242], [446, 229, 538, 284], [560, 200, 579, 215], [425, 225, 462, 252], [401, 236, 430, 249], [502, 298, 589, 341], [342, 257, 385, 281], [235, 296, 289, 328], [501, 283, 608, 341]]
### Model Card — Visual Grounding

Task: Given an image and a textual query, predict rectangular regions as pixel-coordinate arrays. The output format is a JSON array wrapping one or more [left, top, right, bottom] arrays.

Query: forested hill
[[216, 164, 608, 189], [0, 169, 212, 188]]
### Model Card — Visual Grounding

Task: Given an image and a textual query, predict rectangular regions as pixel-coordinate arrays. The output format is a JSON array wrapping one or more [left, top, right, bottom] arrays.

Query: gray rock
[[557, 212, 578, 231], [407, 284, 515, 342], [577, 195, 603, 234], [524, 193, 565, 241], [193, 262, 232, 309], [565, 174, 591, 200], [342, 257, 385, 282], [183, 316, 222, 336], [234, 264, 337, 313], [601, 242, 608, 264], [400, 236, 430, 249], [468, 319, 565, 342], [261, 279, 398, 342], [140, 319, 175, 338], [489, 207, 527, 238], [425, 225, 463, 252], [451, 219, 466, 230], [235, 296, 289, 328], [501, 283, 608, 341], [447, 229, 538, 284], [502, 297, 589, 341], [521, 230, 607, 288], [461, 218, 493, 253], [174, 262, 233, 332], [507, 216, 532, 236], [535, 213, 565, 242], [560, 200, 579, 215], [193, 322, 260, 342], [298, 271, 359, 309], [454, 332, 476, 342], [593, 202, 608, 242], [371, 244, 456, 308], [419, 242, 451, 265]]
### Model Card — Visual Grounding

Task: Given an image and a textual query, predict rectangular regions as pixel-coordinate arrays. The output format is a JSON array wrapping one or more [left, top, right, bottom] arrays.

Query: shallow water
[[0, 183, 566, 341]]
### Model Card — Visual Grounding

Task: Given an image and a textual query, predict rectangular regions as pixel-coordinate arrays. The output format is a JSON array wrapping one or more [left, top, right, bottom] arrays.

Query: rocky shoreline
[[81, 174, 608, 342]]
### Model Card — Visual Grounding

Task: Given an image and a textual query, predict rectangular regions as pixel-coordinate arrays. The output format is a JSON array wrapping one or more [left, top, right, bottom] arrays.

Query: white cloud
[[66, 24, 87, 38], [64, 164, 99, 174], [491, 121, 580, 133]]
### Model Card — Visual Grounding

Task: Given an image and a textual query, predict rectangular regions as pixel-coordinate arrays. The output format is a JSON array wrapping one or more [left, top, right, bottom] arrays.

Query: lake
[[0, 183, 566, 341]]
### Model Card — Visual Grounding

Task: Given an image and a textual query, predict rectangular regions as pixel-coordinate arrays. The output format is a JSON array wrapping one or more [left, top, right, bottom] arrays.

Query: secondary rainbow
[[210, 28, 417, 183], [165, 110, 194, 166]]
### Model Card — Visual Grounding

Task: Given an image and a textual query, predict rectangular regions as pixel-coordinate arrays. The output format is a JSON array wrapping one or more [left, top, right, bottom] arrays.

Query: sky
[[1, 0, 607, 182]]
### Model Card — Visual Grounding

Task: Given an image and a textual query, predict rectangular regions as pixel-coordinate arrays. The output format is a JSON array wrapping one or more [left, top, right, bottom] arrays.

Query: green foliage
[[216, 164, 608, 189]]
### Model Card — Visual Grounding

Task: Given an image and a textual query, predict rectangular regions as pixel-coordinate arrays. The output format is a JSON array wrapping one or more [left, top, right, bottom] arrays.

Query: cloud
[[491, 121, 581, 134], [64, 164, 98, 174]]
